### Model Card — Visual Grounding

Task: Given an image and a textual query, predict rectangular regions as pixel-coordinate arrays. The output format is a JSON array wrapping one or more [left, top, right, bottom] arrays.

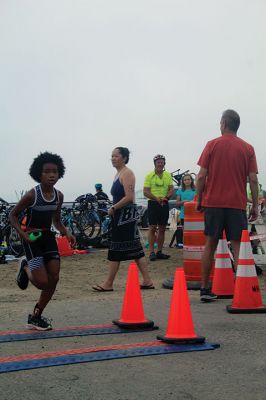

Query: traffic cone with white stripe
[[227, 230, 266, 313], [212, 232, 235, 299]]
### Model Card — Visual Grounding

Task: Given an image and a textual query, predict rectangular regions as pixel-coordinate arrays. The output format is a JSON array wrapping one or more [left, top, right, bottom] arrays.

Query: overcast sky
[[1, 0, 265, 202]]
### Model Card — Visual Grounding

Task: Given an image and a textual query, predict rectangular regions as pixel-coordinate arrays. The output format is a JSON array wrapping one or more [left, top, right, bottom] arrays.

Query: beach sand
[[1, 229, 265, 325], [0, 230, 186, 327]]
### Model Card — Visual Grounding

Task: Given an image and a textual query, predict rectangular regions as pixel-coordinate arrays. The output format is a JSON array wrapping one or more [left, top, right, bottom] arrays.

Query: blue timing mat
[[0, 324, 159, 343], [0, 342, 220, 374]]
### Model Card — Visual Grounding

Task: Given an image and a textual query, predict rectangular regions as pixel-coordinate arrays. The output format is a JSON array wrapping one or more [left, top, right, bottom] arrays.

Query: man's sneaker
[[16, 258, 29, 290], [200, 288, 218, 302], [27, 314, 52, 331], [156, 251, 170, 260], [149, 252, 157, 261], [175, 243, 183, 249]]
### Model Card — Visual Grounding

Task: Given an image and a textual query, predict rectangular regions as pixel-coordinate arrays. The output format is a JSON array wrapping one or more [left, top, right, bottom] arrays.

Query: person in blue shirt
[[175, 173, 196, 248]]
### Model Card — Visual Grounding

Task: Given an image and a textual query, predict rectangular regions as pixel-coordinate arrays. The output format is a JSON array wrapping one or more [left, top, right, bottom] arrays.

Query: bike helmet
[[153, 154, 166, 163], [95, 183, 102, 190]]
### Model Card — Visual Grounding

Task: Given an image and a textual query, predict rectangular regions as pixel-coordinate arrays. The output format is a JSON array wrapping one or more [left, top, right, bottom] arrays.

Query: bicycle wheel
[[6, 227, 24, 257], [77, 211, 102, 239], [69, 219, 96, 249], [69, 219, 84, 237]]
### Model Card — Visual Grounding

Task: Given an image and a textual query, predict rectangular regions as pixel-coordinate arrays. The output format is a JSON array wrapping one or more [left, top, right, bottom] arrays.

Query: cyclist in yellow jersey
[[143, 155, 174, 261]]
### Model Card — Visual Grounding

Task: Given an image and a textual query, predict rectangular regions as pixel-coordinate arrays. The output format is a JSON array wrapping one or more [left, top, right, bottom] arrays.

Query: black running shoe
[[16, 258, 29, 290], [156, 251, 170, 259], [27, 314, 52, 331], [200, 288, 218, 302], [149, 252, 157, 261]]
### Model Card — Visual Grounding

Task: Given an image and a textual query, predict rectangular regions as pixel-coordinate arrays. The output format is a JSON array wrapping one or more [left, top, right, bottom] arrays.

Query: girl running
[[9, 152, 75, 330]]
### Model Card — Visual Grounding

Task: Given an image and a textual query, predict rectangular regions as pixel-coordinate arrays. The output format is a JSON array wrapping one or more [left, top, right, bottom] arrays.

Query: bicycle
[[72, 194, 102, 239], [171, 169, 196, 187], [92, 214, 112, 248], [97, 198, 112, 222], [60, 207, 91, 249], [0, 198, 24, 257]]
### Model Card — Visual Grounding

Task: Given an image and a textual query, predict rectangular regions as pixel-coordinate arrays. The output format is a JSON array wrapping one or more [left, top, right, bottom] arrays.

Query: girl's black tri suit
[[22, 185, 60, 271]]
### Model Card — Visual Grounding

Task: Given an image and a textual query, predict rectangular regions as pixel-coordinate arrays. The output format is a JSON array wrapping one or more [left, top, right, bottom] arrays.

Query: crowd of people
[[9, 109, 260, 330]]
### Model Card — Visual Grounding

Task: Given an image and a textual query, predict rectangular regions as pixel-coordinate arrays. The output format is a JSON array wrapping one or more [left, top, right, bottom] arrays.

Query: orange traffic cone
[[227, 230, 266, 313], [212, 232, 235, 299], [157, 268, 205, 343], [113, 263, 154, 329], [56, 236, 73, 257]]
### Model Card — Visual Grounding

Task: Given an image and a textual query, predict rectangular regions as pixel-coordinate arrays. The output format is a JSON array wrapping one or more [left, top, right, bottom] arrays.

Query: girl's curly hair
[[29, 152, 65, 182]]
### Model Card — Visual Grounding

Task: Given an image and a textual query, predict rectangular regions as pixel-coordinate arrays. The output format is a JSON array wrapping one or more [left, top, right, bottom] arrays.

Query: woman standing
[[175, 173, 196, 248], [92, 147, 154, 291]]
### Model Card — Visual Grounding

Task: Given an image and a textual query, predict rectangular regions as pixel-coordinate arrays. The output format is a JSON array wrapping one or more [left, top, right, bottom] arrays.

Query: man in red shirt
[[196, 109, 259, 302]]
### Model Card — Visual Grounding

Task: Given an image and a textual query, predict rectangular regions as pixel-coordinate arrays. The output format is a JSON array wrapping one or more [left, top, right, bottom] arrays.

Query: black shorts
[[23, 231, 60, 271], [204, 207, 248, 241], [148, 201, 169, 226]]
